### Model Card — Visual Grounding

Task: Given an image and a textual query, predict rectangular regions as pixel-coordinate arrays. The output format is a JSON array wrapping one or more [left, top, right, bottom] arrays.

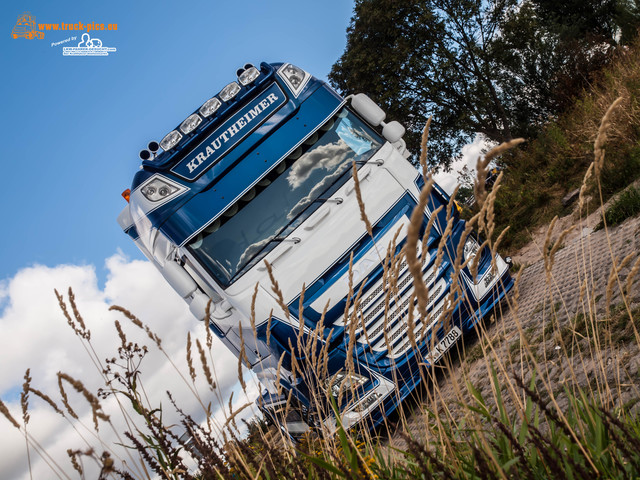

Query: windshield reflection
[[187, 109, 383, 287]]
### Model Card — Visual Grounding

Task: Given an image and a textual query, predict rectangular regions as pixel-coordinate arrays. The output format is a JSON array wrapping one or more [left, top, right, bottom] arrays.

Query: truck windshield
[[187, 108, 383, 288]]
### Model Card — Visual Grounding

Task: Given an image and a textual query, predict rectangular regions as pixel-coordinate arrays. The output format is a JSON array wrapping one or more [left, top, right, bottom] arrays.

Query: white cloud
[[433, 134, 492, 195], [286, 140, 351, 189], [0, 254, 256, 480]]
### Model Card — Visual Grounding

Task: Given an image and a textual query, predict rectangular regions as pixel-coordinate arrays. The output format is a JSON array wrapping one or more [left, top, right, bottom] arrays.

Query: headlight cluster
[[280, 64, 305, 89], [277, 63, 309, 98], [326, 371, 368, 397], [140, 177, 180, 202], [150, 63, 262, 154], [463, 236, 480, 264]]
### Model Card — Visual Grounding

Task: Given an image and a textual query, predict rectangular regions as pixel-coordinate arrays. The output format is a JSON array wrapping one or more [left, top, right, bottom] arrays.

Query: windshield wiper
[[354, 159, 384, 166], [313, 197, 343, 205], [267, 235, 301, 245]]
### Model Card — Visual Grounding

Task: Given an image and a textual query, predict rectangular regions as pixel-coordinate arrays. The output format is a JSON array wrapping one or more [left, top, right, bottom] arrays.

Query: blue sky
[[0, 0, 355, 286]]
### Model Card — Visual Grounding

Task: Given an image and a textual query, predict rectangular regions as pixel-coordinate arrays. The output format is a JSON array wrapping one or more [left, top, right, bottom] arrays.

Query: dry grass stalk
[[196, 339, 215, 391], [266, 309, 273, 346], [68, 288, 90, 340], [186, 332, 197, 383], [0, 397, 20, 429], [578, 163, 594, 213], [56, 289, 90, 340], [406, 177, 434, 319], [474, 138, 524, 209], [57, 374, 79, 420], [594, 96, 624, 177], [29, 388, 63, 416], [250, 282, 259, 344], [205, 300, 213, 349], [625, 256, 640, 295], [67, 449, 83, 475], [109, 305, 161, 347], [352, 162, 374, 239], [606, 253, 635, 309], [57, 372, 109, 431], [237, 323, 248, 393], [297, 283, 307, 350], [263, 260, 290, 320], [418, 117, 432, 179], [21, 369, 31, 426]]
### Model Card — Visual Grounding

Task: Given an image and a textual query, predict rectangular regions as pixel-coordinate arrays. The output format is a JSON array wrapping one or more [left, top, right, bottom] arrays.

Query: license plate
[[425, 326, 461, 364]]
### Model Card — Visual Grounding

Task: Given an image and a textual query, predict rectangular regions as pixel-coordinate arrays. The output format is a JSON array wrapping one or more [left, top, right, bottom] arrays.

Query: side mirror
[[382, 121, 405, 143], [350, 93, 386, 126], [162, 261, 197, 298]]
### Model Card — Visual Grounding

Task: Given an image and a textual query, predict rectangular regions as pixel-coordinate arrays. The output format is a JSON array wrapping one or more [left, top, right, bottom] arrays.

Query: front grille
[[345, 247, 449, 358]]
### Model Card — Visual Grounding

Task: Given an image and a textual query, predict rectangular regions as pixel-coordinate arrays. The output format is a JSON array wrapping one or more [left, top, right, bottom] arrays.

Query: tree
[[330, 0, 640, 168], [331, 0, 517, 168]]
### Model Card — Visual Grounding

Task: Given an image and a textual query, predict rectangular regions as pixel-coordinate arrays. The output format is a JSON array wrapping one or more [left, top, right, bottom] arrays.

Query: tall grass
[[2, 97, 640, 479], [491, 36, 640, 251]]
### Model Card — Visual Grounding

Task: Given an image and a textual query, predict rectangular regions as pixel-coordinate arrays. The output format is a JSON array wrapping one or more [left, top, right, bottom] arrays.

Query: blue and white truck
[[118, 62, 513, 436]]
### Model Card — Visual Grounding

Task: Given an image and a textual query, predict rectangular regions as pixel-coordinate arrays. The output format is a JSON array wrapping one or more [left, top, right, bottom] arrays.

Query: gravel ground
[[389, 210, 640, 446]]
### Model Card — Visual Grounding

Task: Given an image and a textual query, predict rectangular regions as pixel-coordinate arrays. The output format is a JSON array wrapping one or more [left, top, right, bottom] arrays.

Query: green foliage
[[330, 0, 640, 168], [598, 185, 640, 229]]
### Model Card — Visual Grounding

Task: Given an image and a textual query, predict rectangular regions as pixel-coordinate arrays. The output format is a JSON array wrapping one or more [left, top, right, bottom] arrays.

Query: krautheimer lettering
[[185, 92, 280, 174]]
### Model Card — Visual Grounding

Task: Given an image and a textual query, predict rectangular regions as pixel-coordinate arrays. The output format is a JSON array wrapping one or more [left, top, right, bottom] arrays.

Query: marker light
[[199, 97, 221, 117], [219, 82, 241, 102], [160, 130, 182, 151], [121, 189, 131, 203], [280, 64, 305, 89], [140, 177, 179, 202], [180, 113, 203, 134], [238, 65, 260, 86]]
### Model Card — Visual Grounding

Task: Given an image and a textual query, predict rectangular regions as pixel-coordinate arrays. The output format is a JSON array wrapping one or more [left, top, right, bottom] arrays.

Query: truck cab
[[118, 62, 513, 434]]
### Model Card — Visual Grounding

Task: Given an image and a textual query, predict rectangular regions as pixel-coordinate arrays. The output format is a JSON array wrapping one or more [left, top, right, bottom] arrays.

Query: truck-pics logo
[[11, 12, 118, 41], [62, 33, 116, 56], [11, 12, 43, 39]]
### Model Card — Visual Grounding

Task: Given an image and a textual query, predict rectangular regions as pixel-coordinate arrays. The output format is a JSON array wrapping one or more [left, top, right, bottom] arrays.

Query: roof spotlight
[[238, 64, 260, 86]]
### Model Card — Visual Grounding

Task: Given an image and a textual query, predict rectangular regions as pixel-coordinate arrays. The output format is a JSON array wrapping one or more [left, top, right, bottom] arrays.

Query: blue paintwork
[[170, 83, 288, 181]]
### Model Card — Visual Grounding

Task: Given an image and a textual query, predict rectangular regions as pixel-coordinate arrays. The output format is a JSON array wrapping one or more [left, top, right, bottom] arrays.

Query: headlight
[[326, 371, 368, 397], [160, 130, 182, 151], [463, 236, 480, 263], [280, 64, 305, 89], [219, 82, 241, 102], [140, 178, 179, 202], [199, 97, 221, 117], [180, 113, 202, 134], [238, 65, 260, 86]]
